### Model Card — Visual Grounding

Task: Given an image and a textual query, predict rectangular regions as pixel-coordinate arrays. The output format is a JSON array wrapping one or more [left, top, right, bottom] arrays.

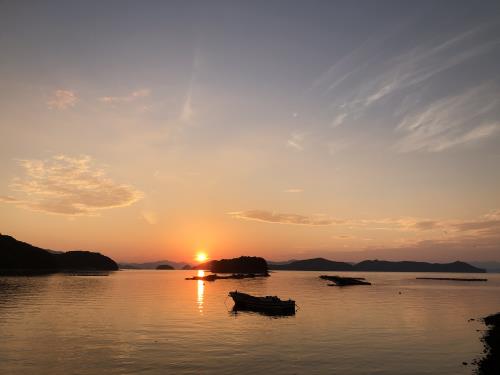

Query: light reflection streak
[[197, 270, 204, 313]]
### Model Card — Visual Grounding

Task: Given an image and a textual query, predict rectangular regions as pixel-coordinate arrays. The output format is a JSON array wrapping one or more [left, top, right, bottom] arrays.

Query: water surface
[[1, 270, 499, 374]]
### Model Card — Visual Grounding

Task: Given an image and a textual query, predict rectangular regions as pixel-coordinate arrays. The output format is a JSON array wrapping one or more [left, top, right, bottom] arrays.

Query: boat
[[228, 291, 296, 315]]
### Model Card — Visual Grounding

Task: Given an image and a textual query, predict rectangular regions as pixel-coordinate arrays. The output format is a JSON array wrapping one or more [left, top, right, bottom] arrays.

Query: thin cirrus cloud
[[286, 131, 305, 151], [228, 209, 500, 239], [0, 155, 143, 215], [309, 25, 500, 152], [99, 88, 151, 104], [395, 84, 499, 152], [284, 188, 303, 193], [228, 210, 342, 226], [47, 89, 78, 110]]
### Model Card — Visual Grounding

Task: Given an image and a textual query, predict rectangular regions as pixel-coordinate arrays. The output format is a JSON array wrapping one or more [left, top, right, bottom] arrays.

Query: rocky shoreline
[[476, 312, 500, 374]]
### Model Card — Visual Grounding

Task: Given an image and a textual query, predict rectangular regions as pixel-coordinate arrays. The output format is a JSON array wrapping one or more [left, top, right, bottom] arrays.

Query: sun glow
[[195, 252, 208, 263]]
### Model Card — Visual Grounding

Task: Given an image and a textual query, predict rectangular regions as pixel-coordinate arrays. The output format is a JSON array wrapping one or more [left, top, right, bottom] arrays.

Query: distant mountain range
[[119, 260, 191, 270], [269, 257, 486, 273], [0, 234, 118, 274]]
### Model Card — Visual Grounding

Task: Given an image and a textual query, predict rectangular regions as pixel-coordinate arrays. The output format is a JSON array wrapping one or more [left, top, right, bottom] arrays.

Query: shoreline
[[476, 312, 500, 374]]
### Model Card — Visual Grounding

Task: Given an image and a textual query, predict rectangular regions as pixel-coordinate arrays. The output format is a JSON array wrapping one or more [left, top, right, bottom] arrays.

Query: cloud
[[228, 210, 342, 226], [287, 131, 305, 151], [47, 90, 78, 109], [413, 220, 440, 231], [1, 155, 143, 215], [308, 25, 500, 152], [179, 93, 194, 123], [141, 210, 158, 225], [284, 188, 303, 193], [395, 84, 499, 152], [99, 88, 151, 104]]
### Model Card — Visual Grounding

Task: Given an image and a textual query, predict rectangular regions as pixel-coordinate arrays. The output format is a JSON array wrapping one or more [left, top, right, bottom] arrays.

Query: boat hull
[[229, 291, 295, 315]]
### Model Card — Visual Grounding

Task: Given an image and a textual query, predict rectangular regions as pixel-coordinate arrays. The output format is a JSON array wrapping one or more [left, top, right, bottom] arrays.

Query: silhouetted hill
[[268, 257, 485, 273], [1, 235, 58, 272], [55, 251, 118, 271], [0, 234, 118, 274], [354, 260, 485, 273], [270, 258, 354, 271], [156, 264, 174, 270], [195, 256, 268, 274]]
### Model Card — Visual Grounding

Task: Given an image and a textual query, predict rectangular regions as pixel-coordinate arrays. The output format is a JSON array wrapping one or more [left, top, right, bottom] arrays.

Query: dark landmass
[[269, 258, 485, 273], [476, 312, 500, 374], [0, 234, 118, 274], [119, 260, 188, 270], [185, 273, 269, 281], [182, 264, 192, 270], [355, 260, 485, 273], [416, 277, 487, 281], [320, 275, 372, 286], [156, 264, 174, 270], [195, 256, 268, 274], [270, 258, 354, 271]]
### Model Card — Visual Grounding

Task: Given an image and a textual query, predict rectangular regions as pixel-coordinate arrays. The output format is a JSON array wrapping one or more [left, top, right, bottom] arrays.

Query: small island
[[195, 256, 269, 274], [185, 273, 268, 281], [187, 256, 269, 281], [156, 264, 174, 270]]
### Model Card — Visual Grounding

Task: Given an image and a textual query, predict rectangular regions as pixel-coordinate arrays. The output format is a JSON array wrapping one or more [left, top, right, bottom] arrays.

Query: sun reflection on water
[[197, 270, 204, 313]]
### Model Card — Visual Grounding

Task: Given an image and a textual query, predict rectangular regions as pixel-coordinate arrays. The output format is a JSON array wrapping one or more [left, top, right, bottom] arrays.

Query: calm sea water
[[1, 270, 499, 375]]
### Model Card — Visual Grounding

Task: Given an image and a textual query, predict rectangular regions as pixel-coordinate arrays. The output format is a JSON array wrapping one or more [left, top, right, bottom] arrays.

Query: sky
[[1, 1, 500, 263]]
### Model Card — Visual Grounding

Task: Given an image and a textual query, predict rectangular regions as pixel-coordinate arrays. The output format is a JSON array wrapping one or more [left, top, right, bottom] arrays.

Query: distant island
[[0, 234, 118, 274], [269, 257, 485, 273], [156, 264, 174, 270], [195, 256, 268, 274], [119, 260, 189, 270]]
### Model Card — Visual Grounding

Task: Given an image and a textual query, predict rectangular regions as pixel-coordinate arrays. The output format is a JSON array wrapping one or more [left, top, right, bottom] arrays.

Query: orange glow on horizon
[[195, 252, 208, 263]]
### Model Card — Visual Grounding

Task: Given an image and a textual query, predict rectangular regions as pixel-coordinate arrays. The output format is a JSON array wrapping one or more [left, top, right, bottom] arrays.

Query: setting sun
[[195, 252, 208, 263]]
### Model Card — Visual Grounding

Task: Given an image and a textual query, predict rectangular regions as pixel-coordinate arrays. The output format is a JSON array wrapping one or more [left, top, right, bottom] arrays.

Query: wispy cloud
[[287, 131, 305, 151], [47, 90, 78, 110], [99, 88, 151, 104], [228, 210, 342, 226], [395, 84, 500, 152], [284, 188, 303, 193], [141, 210, 158, 225], [1, 155, 143, 215], [179, 92, 194, 123], [228, 208, 500, 238], [309, 25, 500, 152]]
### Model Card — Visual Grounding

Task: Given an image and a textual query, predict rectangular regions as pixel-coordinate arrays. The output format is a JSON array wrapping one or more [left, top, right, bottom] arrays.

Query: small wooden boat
[[229, 291, 295, 315]]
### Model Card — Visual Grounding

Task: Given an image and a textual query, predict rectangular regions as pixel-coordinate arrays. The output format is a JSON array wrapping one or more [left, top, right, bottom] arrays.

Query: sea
[[0, 270, 499, 375]]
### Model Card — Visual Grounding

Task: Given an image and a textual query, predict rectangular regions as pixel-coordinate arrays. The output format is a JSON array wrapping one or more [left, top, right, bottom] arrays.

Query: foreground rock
[[320, 275, 372, 286], [476, 312, 500, 374], [0, 234, 118, 274], [186, 273, 269, 281], [195, 256, 268, 274]]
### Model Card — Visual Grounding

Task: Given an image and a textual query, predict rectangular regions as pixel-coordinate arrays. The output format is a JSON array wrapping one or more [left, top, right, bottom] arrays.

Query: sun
[[195, 252, 208, 263]]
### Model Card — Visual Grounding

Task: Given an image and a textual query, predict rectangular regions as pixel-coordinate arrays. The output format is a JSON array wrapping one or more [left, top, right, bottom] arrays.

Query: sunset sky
[[1, 1, 500, 263]]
